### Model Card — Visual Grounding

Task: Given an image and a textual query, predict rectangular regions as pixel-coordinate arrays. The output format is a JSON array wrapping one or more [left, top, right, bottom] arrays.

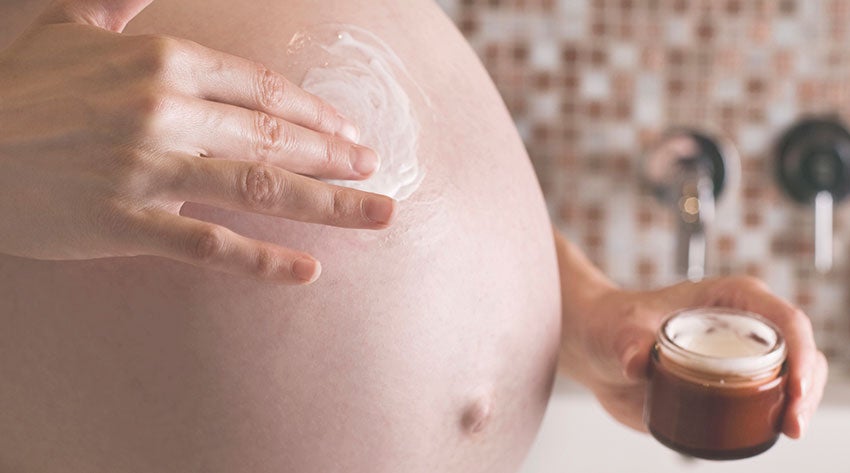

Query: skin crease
[[0, 1, 828, 472]]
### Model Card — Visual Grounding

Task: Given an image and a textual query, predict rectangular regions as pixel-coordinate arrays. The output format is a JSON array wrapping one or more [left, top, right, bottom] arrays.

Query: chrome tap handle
[[814, 190, 833, 274], [776, 117, 850, 274], [677, 167, 715, 281]]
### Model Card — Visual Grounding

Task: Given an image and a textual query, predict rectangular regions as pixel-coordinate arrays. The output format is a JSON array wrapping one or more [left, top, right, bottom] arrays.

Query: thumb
[[616, 325, 656, 383], [614, 286, 701, 382], [34, 0, 154, 32], [614, 281, 713, 381]]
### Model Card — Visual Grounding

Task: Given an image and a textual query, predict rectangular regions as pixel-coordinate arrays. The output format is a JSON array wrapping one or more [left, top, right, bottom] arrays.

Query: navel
[[460, 395, 493, 435]]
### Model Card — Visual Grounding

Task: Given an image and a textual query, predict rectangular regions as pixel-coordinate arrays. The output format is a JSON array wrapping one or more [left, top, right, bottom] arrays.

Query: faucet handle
[[643, 129, 736, 281], [776, 117, 850, 274], [644, 130, 728, 207]]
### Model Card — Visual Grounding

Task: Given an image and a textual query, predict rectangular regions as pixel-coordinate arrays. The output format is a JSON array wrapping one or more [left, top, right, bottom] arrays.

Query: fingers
[[35, 0, 155, 32], [172, 96, 378, 180], [134, 210, 321, 284], [783, 350, 828, 439], [705, 277, 826, 439], [165, 156, 397, 229], [188, 44, 360, 141]]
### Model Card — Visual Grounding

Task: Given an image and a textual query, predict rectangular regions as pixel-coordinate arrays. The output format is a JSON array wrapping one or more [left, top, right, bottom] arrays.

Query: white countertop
[[520, 377, 850, 473]]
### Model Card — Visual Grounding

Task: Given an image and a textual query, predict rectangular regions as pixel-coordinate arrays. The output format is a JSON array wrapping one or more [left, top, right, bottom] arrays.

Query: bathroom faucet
[[776, 117, 850, 274], [644, 130, 733, 282], [675, 160, 716, 281]]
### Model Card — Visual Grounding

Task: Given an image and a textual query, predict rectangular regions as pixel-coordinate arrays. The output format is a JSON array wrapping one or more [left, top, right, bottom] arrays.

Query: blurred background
[[435, 1, 849, 471]]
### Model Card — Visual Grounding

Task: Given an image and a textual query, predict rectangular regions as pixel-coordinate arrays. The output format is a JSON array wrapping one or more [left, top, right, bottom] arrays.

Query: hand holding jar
[[554, 231, 828, 456]]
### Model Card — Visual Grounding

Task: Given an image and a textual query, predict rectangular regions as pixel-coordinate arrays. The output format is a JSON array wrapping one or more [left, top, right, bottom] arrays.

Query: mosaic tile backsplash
[[437, 0, 850, 373]]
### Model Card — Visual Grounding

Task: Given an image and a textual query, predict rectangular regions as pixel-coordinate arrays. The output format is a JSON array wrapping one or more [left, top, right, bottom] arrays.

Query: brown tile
[[696, 21, 715, 41], [637, 259, 657, 278], [744, 211, 763, 227], [717, 235, 736, 254], [585, 231, 604, 249], [442, 0, 850, 370]]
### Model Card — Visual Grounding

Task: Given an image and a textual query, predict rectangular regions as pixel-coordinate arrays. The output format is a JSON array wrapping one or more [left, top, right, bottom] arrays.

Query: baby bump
[[0, 2, 561, 472]]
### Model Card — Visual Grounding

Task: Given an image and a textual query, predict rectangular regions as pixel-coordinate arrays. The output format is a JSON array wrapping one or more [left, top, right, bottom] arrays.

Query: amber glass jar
[[644, 308, 788, 460]]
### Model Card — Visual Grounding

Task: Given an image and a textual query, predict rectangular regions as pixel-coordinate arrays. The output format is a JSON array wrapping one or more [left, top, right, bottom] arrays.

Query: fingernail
[[621, 345, 641, 381], [796, 413, 807, 438], [337, 119, 360, 144], [363, 197, 396, 226], [351, 146, 380, 177], [292, 258, 320, 283]]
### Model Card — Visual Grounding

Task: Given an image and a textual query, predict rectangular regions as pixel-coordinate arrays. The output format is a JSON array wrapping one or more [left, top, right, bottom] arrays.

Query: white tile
[[767, 101, 798, 130], [528, 91, 561, 121], [604, 123, 638, 152], [735, 230, 771, 261], [713, 78, 744, 102], [580, 70, 612, 100], [609, 42, 639, 69], [738, 124, 771, 154], [665, 17, 692, 46], [773, 18, 802, 46], [530, 39, 560, 70], [556, 0, 590, 19], [634, 73, 663, 126], [605, 193, 638, 283], [762, 260, 795, 302]]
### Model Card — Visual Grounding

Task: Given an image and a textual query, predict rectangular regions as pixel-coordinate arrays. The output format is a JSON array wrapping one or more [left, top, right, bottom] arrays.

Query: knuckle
[[241, 164, 285, 210], [137, 34, 185, 77], [190, 226, 227, 262], [256, 65, 286, 110], [254, 111, 282, 160], [253, 246, 278, 279], [311, 98, 336, 130], [328, 188, 349, 223], [791, 307, 813, 328], [131, 90, 174, 135], [713, 275, 769, 300], [323, 138, 346, 173]]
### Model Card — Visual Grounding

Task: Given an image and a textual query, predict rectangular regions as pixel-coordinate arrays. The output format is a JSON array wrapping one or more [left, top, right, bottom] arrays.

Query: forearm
[[553, 229, 618, 319], [553, 229, 620, 383]]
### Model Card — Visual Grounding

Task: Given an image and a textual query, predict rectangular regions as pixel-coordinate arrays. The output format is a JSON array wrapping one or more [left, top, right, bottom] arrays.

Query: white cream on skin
[[287, 25, 427, 201]]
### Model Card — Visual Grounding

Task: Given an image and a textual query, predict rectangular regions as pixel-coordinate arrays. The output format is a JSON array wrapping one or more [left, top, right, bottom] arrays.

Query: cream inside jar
[[658, 307, 787, 382]]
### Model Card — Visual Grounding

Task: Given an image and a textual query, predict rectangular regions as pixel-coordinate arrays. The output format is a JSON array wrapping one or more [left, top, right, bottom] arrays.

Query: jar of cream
[[644, 307, 788, 460]]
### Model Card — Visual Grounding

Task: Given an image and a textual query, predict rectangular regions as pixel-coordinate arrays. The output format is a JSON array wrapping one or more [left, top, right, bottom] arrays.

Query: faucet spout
[[643, 129, 734, 282], [676, 166, 716, 282]]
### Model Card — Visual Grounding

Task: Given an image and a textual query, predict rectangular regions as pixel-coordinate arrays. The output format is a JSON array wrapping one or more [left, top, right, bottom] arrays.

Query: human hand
[[555, 238, 827, 439], [0, 0, 394, 284]]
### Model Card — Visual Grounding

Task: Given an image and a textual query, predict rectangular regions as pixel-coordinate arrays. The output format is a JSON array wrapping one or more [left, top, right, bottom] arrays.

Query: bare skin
[[554, 233, 827, 438], [0, 2, 562, 472], [0, 1, 826, 472], [0, 0, 395, 284]]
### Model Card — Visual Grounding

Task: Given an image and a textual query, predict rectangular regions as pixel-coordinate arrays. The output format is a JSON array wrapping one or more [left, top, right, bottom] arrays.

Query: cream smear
[[287, 25, 428, 201]]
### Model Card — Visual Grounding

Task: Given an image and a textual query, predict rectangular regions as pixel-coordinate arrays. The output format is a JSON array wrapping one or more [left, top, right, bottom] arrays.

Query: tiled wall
[[437, 0, 850, 373]]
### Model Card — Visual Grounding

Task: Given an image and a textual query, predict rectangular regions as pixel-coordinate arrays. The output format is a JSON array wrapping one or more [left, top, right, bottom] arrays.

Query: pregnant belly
[[0, 2, 561, 472]]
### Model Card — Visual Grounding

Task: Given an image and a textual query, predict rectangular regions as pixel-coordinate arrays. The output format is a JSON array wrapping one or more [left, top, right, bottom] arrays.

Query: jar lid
[[658, 307, 787, 379]]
